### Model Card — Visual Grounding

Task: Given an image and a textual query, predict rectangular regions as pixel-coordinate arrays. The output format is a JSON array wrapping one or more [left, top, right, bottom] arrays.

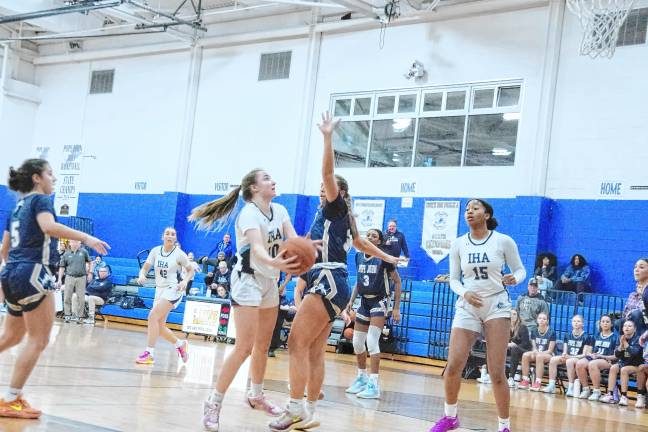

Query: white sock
[[370, 374, 379, 384], [358, 368, 367, 377], [582, 386, 589, 392], [174, 339, 185, 348], [4, 387, 22, 403], [548, 379, 556, 386], [208, 391, 224, 404], [288, 398, 305, 416], [522, 375, 529, 381], [250, 383, 264, 398], [444, 402, 457, 418], [567, 383, 573, 390], [498, 417, 510, 431], [306, 400, 317, 414], [146, 347, 155, 356]]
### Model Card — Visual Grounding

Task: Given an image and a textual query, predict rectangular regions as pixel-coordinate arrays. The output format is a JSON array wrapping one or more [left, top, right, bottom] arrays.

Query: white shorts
[[452, 290, 511, 333], [154, 285, 184, 309], [230, 271, 279, 308]]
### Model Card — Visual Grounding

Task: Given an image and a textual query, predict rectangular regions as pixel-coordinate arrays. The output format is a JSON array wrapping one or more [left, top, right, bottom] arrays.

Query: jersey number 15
[[472, 266, 488, 280]]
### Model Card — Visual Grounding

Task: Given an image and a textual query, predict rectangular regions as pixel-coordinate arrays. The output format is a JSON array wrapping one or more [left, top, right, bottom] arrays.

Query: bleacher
[[99, 256, 628, 364]]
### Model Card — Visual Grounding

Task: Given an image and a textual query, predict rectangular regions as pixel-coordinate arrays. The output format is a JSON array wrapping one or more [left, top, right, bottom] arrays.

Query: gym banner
[[54, 144, 83, 217], [353, 199, 385, 236], [422, 201, 460, 264]]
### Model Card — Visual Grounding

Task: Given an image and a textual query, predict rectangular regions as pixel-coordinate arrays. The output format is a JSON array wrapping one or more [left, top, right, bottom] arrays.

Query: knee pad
[[352, 330, 367, 354], [367, 326, 382, 356]]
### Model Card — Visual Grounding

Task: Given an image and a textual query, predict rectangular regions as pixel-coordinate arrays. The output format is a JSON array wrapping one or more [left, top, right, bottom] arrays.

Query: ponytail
[[8, 159, 49, 193]]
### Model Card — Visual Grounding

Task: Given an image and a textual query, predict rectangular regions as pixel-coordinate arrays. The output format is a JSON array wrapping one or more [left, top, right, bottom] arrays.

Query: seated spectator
[[636, 338, 648, 408], [534, 253, 557, 294], [507, 309, 532, 387], [91, 255, 110, 279], [199, 233, 235, 272], [621, 258, 648, 333], [214, 284, 229, 299], [84, 267, 113, 325], [182, 252, 201, 295], [543, 315, 593, 395], [556, 254, 591, 302], [214, 261, 231, 290], [516, 278, 549, 334], [600, 320, 643, 405], [518, 313, 555, 390], [574, 314, 618, 401]]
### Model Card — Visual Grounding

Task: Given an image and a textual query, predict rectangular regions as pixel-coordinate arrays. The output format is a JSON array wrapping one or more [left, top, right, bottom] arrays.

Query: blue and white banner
[[422, 201, 460, 264], [53, 144, 83, 217], [353, 199, 385, 236]]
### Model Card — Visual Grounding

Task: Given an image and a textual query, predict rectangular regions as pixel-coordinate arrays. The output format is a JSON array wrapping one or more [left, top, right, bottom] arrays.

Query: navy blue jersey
[[615, 333, 643, 366], [563, 331, 593, 356], [355, 253, 395, 297], [530, 327, 556, 352], [308, 193, 352, 265], [593, 332, 618, 356], [5, 194, 58, 266]]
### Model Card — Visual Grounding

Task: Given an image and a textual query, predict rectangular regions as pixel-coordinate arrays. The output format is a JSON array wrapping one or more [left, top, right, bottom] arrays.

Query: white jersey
[[146, 245, 189, 290], [449, 230, 526, 298], [234, 202, 290, 279]]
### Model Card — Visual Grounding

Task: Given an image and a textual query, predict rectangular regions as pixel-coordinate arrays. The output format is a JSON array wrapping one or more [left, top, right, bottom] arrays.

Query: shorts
[[230, 271, 279, 308], [0, 263, 56, 317], [452, 290, 511, 333], [356, 296, 390, 325], [154, 285, 184, 309], [303, 267, 350, 322]]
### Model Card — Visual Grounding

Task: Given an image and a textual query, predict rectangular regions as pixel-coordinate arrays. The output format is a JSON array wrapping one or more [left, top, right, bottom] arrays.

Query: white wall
[[187, 39, 310, 195], [32, 51, 191, 194], [0, 94, 38, 184], [304, 6, 550, 197], [546, 3, 648, 200]]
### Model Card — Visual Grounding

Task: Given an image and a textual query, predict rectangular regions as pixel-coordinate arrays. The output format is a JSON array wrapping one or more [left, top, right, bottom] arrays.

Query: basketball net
[[566, 0, 636, 58]]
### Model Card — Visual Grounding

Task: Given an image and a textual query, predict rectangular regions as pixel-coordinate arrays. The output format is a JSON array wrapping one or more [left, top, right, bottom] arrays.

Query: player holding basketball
[[269, 112, 398, 431], [430, 199, 525, 432], [193, 169, 312, 432], [0, 159, 109, 419], [345, 228, 401, 399], [135, 227, 194, 365]]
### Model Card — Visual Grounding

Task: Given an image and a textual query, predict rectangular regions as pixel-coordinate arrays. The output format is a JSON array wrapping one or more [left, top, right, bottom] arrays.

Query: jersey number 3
[[472, 266, 488, 280], [10, 221, 20, 248], [362, 275, 370, 287]]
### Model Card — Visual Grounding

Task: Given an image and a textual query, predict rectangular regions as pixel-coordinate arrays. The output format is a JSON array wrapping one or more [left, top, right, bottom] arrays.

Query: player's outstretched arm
[[318, 111, 341, 203]]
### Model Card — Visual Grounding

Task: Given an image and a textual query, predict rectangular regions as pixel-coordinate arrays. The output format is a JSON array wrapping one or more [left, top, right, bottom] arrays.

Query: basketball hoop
[[566, 0, 636, 58]]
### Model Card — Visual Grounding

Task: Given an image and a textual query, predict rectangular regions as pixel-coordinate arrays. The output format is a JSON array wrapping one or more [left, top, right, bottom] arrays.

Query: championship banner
[[422, 201, 460, 264], [353, 199, 385, 236], [53, 144, 83, 216]]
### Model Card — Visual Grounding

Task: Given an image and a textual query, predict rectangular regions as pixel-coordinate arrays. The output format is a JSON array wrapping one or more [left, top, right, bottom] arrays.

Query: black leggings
[[508, 344, 530, 378]]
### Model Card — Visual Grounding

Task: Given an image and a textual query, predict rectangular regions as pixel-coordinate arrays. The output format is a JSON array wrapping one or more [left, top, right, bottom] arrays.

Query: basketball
[[279, 237, 317, 274]]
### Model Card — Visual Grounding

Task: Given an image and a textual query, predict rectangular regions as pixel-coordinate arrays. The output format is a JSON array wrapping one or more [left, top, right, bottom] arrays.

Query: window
[[331, 80, 521, 168], [369, 118, 415, 167], [464, 114, 518, 166], [414, 116, 465, 167], [617, 8, 648, 47], [332, 121, 370, 167]]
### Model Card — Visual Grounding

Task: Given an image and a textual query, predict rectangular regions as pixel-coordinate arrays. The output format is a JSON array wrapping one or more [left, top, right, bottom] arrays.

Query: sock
[[522, 375, 529, 381], [358, 368, 367, 377], [208, 391, 224, 404], [567, 382, 573, 390], [498, 417, 510, 431], [249, 383, 263, 398], [582, 386, 589, 392], [548, 379, 556, 386], [621, 391, 627, 397], [444, 402, 457, 418], [535, 378, 541, 384], [370, 374, 379, 384], [146, 347, 155, 356], [607, 391, 613, 396], [288, 398, 305, 416], [175, 339, 185, 348], [306, 400, 317, 414], [3, 388, 22, 403]]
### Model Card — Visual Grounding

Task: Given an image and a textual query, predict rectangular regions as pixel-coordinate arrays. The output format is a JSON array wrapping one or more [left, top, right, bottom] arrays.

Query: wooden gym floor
[[0, 318, 645, 432]]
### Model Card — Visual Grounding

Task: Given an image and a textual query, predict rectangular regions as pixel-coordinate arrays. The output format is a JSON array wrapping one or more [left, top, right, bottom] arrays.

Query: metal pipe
[[125, 0, 207, 31], [0, 43, 10, 122], [2, 30, 166, 42], [0, 0, 124, 25]]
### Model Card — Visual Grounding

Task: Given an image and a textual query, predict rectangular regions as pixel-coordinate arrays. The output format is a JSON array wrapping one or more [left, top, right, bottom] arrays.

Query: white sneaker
[[579, 388, 591, 399], [477, 374, 491, 384], [507, 377, 515, 388], [636, 394, 646, 409], [588, 390, 601, 401], [619, 395, 628, 406], [543, 383, 557, 394]]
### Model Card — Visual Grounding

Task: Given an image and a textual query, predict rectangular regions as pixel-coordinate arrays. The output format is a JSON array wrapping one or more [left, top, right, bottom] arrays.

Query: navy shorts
[[0, 263, 56, 317], [356, 296, 390, 325], [303, 267, 350, 322]]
